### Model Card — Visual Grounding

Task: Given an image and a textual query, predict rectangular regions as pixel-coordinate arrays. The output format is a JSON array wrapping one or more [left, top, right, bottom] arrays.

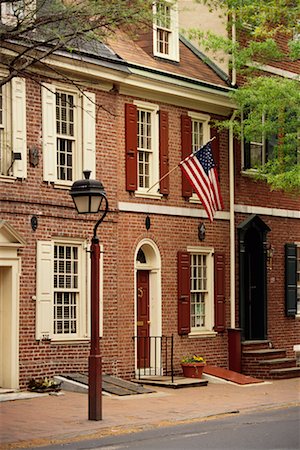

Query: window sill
[[188, 331, 217, 338], [53, 182, 72, 190], [135, 191, 163, 200], [0, 175, 17, 183], [50, 337, 91, 344], [295, 314, 300, 320]]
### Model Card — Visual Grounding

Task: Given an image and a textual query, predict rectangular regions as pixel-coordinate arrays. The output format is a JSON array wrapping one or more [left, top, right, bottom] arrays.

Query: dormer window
[[153, 1, 179, 62]]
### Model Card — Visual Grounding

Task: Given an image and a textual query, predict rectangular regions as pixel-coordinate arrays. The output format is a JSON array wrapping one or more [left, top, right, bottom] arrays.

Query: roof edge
[[179, 34, 232, 87]]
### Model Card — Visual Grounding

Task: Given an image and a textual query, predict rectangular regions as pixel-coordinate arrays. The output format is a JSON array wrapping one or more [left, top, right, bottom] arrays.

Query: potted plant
[[181, 355, 206, 378], [28, 377, 62, 393]]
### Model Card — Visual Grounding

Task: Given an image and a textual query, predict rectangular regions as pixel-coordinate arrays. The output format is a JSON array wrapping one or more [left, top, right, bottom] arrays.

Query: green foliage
[[191, 0, 300, 192]]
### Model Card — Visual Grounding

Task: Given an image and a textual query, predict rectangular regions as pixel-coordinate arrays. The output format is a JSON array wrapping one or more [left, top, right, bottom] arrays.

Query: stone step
[[241, 340, 271, 351], [269, 367, 300, 379], [258, 358, 296, 367], [242, 348, 286, 359]]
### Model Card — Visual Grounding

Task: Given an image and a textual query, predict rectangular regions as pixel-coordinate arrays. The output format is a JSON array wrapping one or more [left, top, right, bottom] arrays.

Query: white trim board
[[234, 205, 300, 219], [118, 202, 300, 220]]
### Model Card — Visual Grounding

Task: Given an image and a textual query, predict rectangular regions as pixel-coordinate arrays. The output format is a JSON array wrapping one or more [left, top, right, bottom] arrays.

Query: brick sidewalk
[[1, 378, 299, 449]]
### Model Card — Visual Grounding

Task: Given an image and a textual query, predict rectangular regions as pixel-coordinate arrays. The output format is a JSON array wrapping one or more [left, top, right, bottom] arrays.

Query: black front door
[[238, 215, 270, 341], [244, 228, 265, 340]]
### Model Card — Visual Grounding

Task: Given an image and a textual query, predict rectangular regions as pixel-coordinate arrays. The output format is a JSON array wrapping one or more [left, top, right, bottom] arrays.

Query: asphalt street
[[29, 405, 300, 450]]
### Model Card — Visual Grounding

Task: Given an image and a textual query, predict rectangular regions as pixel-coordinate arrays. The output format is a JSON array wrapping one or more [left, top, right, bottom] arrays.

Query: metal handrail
[[132, 335, 174, 383]]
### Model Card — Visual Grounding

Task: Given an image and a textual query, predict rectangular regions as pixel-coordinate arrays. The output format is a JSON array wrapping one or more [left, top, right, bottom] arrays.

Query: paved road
[[31, 405, 300, 450]]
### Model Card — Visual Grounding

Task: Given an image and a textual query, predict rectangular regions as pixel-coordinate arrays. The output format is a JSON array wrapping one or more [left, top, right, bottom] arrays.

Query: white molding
[[118, 201, 300, 220], [234, 204, 300, 219], [118, 201, 230, 220], [250, 62, 300, 80]]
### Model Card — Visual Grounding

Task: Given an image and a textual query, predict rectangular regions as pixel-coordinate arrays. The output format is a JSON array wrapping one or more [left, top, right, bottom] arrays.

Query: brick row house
[[0, 1, 299, 390]]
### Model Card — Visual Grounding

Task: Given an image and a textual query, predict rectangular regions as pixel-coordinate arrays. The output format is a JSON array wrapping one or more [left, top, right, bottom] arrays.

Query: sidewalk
[[1, 377, 299, 449]]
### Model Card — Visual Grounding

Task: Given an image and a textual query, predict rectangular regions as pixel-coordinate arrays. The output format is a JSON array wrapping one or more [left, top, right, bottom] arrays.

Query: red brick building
[[0, 1, 299, 390]]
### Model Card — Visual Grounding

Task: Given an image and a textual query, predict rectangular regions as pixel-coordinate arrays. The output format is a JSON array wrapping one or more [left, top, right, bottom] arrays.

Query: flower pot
[[181, 362, 205, 378]]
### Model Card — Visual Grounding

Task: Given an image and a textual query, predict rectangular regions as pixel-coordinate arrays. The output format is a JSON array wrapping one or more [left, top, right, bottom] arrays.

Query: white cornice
[[118, 202, 230, 220], [234, 204, 300, 219], [118, 201, 300, 220], [250, 62, 300, 80]]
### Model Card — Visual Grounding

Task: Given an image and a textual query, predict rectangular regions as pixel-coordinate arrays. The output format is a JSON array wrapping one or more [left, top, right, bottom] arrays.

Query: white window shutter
[[42, 83, 56, 182], [83, 91, 96, 178], [11, 77, 27, 178], [36, 241, 54, 340]]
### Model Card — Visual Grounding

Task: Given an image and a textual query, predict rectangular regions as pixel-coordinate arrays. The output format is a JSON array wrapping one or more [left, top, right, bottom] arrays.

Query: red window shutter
[[125, 103, 138, 191], [181, 115, 192, 198], [159, 110, 169, 195], [178, 251, 191, 335], [210, 127, 220, 175], [214, 252, 226, 332]]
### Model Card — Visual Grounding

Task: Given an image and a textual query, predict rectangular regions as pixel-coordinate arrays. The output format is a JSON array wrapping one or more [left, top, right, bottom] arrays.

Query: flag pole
[[147, 136, 216, 193]]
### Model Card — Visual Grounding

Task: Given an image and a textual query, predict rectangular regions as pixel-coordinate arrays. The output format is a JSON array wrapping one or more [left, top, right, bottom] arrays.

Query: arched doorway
[[134, 239, 161, 375], [238, 215, 270, 341]]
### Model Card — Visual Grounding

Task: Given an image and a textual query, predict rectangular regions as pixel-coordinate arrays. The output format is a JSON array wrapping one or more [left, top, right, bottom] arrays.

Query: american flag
[[180, 142, 224, 222]]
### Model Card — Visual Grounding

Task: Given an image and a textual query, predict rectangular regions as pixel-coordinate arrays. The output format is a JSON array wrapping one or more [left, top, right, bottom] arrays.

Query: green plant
[[181, 355, 205, 364], [27, 377, 62, 392]]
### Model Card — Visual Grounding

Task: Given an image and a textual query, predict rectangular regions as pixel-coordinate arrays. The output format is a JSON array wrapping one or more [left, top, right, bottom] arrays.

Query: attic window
[[153, 1, 179, 62]]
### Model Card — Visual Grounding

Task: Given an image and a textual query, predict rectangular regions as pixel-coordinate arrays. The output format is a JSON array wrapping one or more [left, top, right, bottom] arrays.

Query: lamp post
[[70, 170, 109, 421]]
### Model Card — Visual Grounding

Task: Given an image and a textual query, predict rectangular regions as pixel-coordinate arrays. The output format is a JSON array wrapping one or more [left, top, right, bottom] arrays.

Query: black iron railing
[[133, 335, 174, 382]]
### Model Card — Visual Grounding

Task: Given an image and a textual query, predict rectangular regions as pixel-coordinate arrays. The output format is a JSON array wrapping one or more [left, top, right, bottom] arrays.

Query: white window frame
[[188, 111, 210, 203], [241, 113, 269, 171], [36, 238, 104, 342], [153, 1, 179, 62], [134, 100, 161, 199], [42, 83, 95, 186], [187, 246, 215, 337]]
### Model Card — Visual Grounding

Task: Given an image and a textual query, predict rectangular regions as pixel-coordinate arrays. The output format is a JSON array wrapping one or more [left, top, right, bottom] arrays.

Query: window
[[177, 249, 225, 336], [136, 102, 160, 193], [242, 113, 277, 170], [36, 239, 103, 341], [56, 91, 75, 182], [190, 250, 213, 333], [125, 101, 169, 198], [0, 77, 27, 179], [54, 244, 79, 335], [181, 112, 212, 199], [153, 1, 179, 61], [42, 84, 95, 184]]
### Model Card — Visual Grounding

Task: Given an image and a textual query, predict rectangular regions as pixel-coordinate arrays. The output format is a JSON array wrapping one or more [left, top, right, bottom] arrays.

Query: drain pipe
[[229, 110, 237, 328]]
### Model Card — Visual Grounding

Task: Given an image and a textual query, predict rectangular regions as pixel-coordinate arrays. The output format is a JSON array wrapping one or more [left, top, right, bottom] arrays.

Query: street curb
[[2, 401, 299, 450]]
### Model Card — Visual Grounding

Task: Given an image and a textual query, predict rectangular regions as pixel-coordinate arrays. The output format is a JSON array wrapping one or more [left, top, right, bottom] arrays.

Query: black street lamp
[[70, 170, 109, 421]]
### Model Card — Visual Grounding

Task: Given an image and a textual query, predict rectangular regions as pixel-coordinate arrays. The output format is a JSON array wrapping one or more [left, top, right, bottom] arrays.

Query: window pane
[[190, 253, 208, 329], [54, 244, 79, 335], [192, 120, 203, 153], [250, 143, 263, 167], [138, 108, 152, 189]]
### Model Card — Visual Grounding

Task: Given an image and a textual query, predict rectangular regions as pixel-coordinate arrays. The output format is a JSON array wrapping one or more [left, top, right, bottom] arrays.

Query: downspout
[[229, 110, 237, 328], [231, 13, 237, 86]]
